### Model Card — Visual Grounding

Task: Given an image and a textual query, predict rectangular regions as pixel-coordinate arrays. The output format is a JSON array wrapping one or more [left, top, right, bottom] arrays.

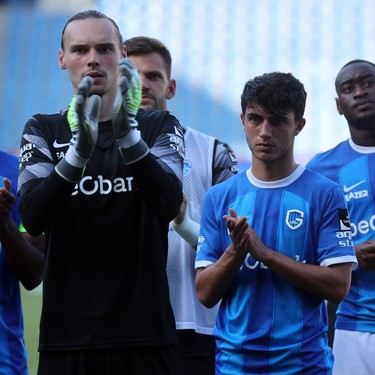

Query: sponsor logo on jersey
[[196, 235, 205, 253], [343, 180, 369, 202], [71, 175, 134, 196], [336, 230, 353, 247], [345, 189, 369, 202], [243, 254, 306, 270], [198, 235, 205, 244], [170, 127, 185, 158], [338, 208, 351, 231], [351, 214, 375, 237], [343, 180, 366, 193], [228, 152, 239, 174], [183, 160, 192, 177], [174, 125, 184, 139], [19, 142, 35, 163], [336, 208, 353, 247], [53, 140, 70, 148], [285, 209, 304, 230]]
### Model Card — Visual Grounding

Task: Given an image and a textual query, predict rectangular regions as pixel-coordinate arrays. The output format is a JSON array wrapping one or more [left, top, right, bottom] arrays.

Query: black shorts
[[176, 330, 216, 375], [37, 346, 184, 375]]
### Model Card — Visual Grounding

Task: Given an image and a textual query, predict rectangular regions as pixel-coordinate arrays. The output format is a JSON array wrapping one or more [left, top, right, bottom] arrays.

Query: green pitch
[[21, 285, 42, 375]]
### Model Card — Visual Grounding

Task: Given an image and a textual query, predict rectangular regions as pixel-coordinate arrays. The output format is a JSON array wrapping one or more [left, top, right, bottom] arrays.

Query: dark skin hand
[[0, 178, 45, 290], [355, 240, 375, 271]]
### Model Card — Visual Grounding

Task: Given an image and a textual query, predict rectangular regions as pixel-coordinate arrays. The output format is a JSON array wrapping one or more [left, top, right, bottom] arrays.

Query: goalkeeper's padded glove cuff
[[64, 146, 89, 168], [116, 128, 141, 148], [55, 147, 88, 183], [55, 158, 85, 183], [119, 138, 150, 165]]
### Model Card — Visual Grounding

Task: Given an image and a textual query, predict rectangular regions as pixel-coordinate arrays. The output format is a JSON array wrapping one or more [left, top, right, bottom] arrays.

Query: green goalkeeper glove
[[55, 76, 101, 182], [113, 58, 149, 164]]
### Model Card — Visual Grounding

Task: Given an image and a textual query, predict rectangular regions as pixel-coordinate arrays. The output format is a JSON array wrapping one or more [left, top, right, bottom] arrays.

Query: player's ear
[[295, 118, 305, 136], [240, 113, 246, 132], [167, 79, 176, 100], [336, 98, 343, 115], [59, 49, 66, 70], [121, 44, 127, 58]]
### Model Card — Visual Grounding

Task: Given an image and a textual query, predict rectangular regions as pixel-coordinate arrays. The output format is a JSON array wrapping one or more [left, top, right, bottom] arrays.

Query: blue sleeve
[[195, 187, 229, 267]]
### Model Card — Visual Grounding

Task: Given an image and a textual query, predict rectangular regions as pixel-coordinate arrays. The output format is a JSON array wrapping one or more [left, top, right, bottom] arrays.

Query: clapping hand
[[113, 58, 142, 144], [355, 240, 375, 271], [67, 76, 101, 159], [55, 76, 101, 182], [0, 178, 15, 222], [224, 208, 250, 256]]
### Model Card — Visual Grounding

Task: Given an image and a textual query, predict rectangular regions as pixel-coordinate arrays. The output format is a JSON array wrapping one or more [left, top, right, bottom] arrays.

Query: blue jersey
[[0, 150, 28, 374], [307, 138, 375, 333], [195, 165, 357, 374]]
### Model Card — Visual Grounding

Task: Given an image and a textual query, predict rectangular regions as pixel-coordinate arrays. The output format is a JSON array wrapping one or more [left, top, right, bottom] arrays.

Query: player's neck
[[251, 158, 298, 182]]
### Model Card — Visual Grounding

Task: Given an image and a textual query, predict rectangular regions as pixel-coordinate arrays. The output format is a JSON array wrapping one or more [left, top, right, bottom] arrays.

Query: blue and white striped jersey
[[195, 165, 357, 374], [307, 138, 375, 333]]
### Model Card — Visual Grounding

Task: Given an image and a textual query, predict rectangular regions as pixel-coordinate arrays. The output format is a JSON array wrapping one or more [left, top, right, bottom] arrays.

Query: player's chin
[[140, 102, 156, 111], [254, 151, 276, 164], [89, 88, 105, 97]]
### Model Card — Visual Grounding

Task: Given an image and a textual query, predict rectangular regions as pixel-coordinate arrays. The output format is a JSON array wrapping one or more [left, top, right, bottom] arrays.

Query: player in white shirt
[[125, 36, 238, 374]]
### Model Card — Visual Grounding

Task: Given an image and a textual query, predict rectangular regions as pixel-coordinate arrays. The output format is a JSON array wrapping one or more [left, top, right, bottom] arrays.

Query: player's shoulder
[[185, 128, 237, 157], [22, 112, 70, 151], [214, 138, 237, 157], [136, 109, 184, 148], [137, 109, 182, 134], [307, 140, 349, 165], [208, 169, 243, 192], [185, 126, 214, 139], [302, 167, 341, 189], [137, 108, 176, 125], [28, 112, 67, 129], [213, 138, 238, 172]]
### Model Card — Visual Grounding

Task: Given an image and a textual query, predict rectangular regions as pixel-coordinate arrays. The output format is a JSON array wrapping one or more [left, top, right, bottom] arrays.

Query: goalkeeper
[[17, 9, 185, 375]]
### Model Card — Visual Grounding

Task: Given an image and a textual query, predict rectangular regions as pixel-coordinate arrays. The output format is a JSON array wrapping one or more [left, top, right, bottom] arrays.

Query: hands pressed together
[[68, 58, 143, 156], [56, 58, 144, 182], [355, 240, 375, 271], [224, 208, 267, 261]]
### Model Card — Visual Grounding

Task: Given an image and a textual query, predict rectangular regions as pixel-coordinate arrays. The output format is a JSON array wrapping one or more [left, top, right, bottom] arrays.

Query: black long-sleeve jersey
[[18, 108, 185, 352]]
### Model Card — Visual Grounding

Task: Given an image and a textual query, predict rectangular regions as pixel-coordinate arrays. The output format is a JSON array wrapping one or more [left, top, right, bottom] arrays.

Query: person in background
[[125, 36, 238, 374], [0, 149, 44, 374], [306, 59, 375, 375], [195, 72, 357, 374], [17, 10, 185, 375]]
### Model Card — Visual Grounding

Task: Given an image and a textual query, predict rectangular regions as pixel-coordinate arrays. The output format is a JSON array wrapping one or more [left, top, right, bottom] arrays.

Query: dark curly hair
[[241, 72, 307, 121]]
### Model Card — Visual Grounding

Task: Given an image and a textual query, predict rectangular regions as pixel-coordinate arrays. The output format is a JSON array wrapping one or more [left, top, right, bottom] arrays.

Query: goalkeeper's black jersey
[[18, 109, 185, 352]]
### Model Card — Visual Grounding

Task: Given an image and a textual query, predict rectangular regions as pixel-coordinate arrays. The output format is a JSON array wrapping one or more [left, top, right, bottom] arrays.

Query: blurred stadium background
[[0, 0, 374, 373]]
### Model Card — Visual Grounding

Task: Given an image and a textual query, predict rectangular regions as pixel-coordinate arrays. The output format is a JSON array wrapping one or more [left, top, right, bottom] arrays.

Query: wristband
[[171, 215, 200, 247]]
